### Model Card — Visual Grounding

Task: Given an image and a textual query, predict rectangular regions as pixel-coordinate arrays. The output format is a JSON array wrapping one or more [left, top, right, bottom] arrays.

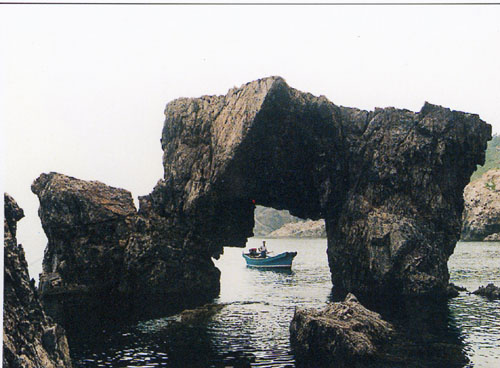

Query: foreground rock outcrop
[[472, 283, 500, 299], [153, 76, 490, 297], [461, 169, 500, 241], [290, 293, 394, 367], [3, 193, 73, 368], [32, 172, 220, 323]]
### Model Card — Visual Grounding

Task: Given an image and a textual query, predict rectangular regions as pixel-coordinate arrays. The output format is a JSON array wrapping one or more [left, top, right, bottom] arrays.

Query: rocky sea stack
[[32, 172, 220, 323], [3, 193, 73, 368]]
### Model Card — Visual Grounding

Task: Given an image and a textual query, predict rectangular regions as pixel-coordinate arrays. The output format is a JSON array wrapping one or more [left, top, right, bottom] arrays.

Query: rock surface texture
[[290, 293, 394, 367], [461, 169, 500, 241], [3, 193, 73, 368], [32, 172, 220, 321], [154, 76, 491, 297]]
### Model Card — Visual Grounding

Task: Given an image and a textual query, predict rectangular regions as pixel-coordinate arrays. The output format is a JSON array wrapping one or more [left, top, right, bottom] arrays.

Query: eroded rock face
[[32, 172, 137, 296], [3, 193, 73, 368], [32, 172, 220, 321], [155, 76, 491, 297], [461, 169, 500, 241], [290, 293, 394, 367]]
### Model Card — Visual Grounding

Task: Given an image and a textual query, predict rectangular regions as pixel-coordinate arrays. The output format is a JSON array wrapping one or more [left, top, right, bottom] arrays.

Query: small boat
[[242, 250, 297, 269]]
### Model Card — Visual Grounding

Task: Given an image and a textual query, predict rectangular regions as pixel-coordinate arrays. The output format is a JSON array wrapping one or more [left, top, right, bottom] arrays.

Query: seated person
[[259, 241, 268, 258]]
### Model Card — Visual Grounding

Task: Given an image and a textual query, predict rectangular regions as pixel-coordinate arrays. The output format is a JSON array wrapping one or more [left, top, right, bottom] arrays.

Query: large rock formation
[[32, 76, 491, 320], [461, 169, 500, 241], [32, 172, 220, 322], [3, 193, 73, 368], [153, 76, 491, 297], [290, 293, 394, 367]]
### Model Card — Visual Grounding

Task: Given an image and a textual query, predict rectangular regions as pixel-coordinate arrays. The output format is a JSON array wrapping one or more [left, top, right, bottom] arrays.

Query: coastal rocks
[[268, 219, 326, 238], [3, 193, 73, 368], [472, 283, 500, 299], [32, 172, 220, 323], [290, 293, 394, 367], [158, 76, 491, 297], [32, 172, 137, 297], [461, 169, 500, 241]]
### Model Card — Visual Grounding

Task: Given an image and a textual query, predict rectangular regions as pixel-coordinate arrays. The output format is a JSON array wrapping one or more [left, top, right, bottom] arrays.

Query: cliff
[[3, 193, 73, 368], [253, 205, 303, 236], [461, 169, 500, 241]]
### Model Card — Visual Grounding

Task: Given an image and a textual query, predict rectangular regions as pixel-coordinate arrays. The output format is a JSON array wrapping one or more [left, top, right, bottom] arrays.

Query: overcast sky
[[2, 3, 500, 279]]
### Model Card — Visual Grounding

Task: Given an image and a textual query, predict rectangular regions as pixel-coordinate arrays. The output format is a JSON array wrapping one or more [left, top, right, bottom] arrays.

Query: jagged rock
[[472, 283, 500, 299], [32, 172, 137, 296], [154, 76, 491, 297], [461, 169, 500, 241], [32, 172, 220, 323], [268, 219, 326, 238], [3, 193, 73, 368], [290, 293, 394, 367]]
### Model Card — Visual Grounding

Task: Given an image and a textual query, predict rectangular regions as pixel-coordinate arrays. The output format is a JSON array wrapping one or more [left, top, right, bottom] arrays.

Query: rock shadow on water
[[306, 289, 470, 368]]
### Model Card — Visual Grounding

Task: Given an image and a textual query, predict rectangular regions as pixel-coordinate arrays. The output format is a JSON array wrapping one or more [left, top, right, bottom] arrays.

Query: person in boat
[[259, 241, 268, 258]]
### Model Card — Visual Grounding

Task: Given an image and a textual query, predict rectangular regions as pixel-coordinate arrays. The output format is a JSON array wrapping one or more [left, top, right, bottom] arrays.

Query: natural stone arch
[[34, 77, 491, 320], [142, 76, 491, 297]]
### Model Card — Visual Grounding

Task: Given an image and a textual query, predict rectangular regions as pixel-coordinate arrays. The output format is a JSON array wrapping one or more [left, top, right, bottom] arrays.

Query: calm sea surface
[[70, 239, 500, 367]]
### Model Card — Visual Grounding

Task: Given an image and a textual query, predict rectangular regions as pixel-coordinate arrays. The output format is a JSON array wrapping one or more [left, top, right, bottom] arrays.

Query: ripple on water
[[71, 240, 500, 367]]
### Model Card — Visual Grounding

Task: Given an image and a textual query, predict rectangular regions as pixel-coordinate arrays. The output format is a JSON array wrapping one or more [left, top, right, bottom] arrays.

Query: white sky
[[1, 3, 500, 279]]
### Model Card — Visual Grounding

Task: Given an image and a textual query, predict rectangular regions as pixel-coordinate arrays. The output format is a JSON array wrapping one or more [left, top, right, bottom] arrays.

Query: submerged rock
[[179, 303, 226, 324], [3, 193, 73, 368], [461, 169, 500, 241], [290, 293, 394, 367], [472, 283, 500, 299]]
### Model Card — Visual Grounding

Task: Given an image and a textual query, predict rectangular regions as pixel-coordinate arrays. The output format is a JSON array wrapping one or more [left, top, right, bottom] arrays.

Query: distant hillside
[[471, 134, 500, 181], [253, 206, 303, 237]]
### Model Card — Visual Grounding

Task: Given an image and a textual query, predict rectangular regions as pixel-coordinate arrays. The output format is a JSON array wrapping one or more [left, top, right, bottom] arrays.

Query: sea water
[[70, 239, 500, 367]]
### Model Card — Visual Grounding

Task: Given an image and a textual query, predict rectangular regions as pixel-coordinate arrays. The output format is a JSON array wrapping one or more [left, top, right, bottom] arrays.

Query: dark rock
[[472, 283, 500, 299], [32, 172, 219, 324], [461, 169, 500, 241], [31, 172, 137, 297], [445, 283, 468, 298], [3, 193, 73, 368], [155, 76, 491, 297], [290, 293, 394, 367]]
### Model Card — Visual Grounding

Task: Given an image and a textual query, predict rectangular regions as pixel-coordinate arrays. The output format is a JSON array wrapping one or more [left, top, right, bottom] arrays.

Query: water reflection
[[69, 240, 499, 367]]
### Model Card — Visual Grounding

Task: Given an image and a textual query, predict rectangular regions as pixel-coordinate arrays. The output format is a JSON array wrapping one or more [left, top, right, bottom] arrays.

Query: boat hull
[[242, 251, 297, 269]]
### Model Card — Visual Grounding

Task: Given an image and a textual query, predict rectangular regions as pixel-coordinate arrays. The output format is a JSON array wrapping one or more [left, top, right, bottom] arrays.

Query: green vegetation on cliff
[[471, 134, 500, 181]]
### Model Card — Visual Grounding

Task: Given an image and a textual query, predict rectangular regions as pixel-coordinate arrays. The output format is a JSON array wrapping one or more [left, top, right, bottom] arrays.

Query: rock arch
[[34, 77, 491, 320], [143, 76, 491, 297]]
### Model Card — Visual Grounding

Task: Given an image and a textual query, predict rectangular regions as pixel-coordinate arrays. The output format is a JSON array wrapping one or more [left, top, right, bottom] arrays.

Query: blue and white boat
[[242, 250, 297, 269]]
